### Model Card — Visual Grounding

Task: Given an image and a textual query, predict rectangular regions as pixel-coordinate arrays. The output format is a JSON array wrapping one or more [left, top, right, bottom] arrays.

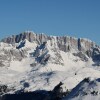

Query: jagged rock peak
[[1, 31, 99, 52], [1, 31, 48, 44]]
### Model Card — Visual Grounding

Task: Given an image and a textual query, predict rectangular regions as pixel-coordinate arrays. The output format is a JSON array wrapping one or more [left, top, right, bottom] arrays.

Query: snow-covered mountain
[[63, 78, 100, 100], [0, 31, 100, 99]]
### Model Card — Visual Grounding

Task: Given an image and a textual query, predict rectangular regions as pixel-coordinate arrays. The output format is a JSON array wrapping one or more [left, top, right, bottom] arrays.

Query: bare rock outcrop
[[1, 32, 100, 63]]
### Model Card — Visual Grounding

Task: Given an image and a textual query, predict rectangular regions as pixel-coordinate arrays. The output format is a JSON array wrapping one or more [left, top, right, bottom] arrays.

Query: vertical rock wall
[[1, 32, 96, 52]]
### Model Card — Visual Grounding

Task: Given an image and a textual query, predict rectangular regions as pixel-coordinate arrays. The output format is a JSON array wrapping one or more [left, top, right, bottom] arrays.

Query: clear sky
[[0, 0, 100, 45]]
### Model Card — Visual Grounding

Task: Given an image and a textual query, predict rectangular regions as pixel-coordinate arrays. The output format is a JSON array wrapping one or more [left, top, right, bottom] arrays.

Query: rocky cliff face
[[1, 32, 48, 44], [1, 31, 98, 53], [1, 32, 100, 66], [1, 31, 100, 65], [0, 48, 27, 67]]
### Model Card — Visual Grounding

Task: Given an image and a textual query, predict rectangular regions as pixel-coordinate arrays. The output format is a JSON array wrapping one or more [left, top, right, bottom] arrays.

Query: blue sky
[[0, 0, 100, 44]]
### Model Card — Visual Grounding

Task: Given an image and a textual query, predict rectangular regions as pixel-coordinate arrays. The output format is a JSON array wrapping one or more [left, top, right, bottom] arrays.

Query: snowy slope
[[63, 78, 100, 100]]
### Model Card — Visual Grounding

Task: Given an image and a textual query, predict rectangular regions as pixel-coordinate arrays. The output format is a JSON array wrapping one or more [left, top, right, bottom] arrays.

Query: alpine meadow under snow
[[0, 31, 100, 100]]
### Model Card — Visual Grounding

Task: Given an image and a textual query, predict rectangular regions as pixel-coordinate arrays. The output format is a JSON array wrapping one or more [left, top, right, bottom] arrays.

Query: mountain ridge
[[1, 31, 100, 64], [1, 31, 99, 51]]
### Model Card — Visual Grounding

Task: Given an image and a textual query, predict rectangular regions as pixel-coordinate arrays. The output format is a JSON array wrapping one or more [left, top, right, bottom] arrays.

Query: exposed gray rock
[[1, 32, 97, 53], [85, 47, 100, 64], [30, 42, 50, 65], [0, 48, 27, 67], [0, 85, 8, 95], [73, 52, 88, 61], [0, 85, 14, 95], [10, 49, 27, 61], [1, 32, 100, 63], [86, 50, 93, 58], [92, 48, 100, 61], [1, 32, 48, 44], [49, 47, 64, 65]]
